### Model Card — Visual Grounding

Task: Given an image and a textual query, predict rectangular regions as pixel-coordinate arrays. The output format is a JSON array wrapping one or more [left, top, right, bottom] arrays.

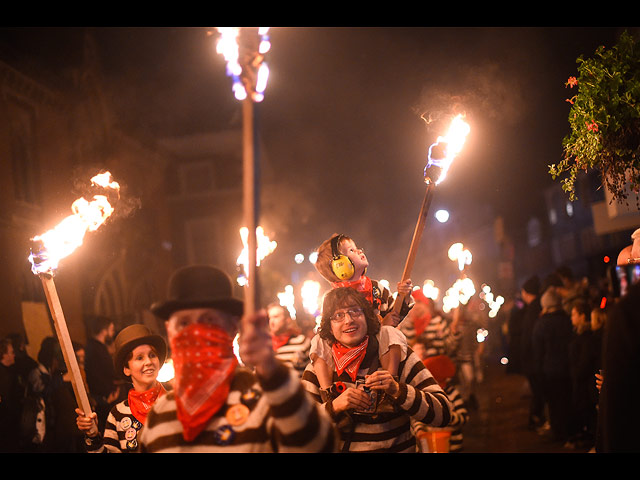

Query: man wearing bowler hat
[[140, 264, 337, 452]]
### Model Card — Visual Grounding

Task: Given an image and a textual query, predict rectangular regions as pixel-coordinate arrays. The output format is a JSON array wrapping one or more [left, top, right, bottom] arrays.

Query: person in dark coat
[[0, 337, 22, 452], [84, 315, 121, 433], [519, 275, 544, 430], [532, 287, 573, 444], [567, 299, 598, 448]]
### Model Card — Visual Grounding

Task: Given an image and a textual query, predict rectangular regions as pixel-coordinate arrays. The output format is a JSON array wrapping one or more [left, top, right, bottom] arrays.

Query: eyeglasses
[[330, 307, 364, 322]]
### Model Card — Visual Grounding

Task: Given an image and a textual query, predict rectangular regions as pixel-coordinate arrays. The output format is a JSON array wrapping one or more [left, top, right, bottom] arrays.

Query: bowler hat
[[113, 324, 167, 375], [150, 265, 244, 320]]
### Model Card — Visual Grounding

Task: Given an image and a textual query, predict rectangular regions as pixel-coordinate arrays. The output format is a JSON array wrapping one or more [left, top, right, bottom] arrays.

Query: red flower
[[586, 120, 599, 132], [566, 76, 578, 88]]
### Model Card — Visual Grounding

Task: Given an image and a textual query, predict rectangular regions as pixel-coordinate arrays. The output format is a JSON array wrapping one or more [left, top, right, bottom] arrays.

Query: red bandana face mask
[[170, 323, 238, 442], [331, 336, 369, 382], [128, 383, 166, 425]]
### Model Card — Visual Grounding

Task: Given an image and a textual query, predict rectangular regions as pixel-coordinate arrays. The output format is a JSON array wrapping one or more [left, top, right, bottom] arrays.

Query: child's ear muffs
[[330, 234, 355, 280]]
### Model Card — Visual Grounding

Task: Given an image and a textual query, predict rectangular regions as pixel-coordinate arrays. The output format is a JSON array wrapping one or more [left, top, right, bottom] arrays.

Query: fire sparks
[[425, 114, 471, 185], [216, 27, 271, 102], [28, 172, 120, 276]]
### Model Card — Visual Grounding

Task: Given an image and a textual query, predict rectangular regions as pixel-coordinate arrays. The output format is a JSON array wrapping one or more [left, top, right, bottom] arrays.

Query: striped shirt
[[140, 362, 337, 452], [412, 383, 468, 452], [84, 398, 144, 453], [400, 313, 461, 358], [301, 337, 453, 453], [274, 333, 311, 377]]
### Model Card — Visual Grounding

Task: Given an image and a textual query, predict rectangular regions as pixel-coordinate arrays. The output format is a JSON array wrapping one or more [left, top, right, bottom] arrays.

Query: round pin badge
[[125, 428, 137, 441], [226, 403, 250, 426], [214, 425, 235, 445], [241, 388, 261, 408], [120, 417, 132, 430]]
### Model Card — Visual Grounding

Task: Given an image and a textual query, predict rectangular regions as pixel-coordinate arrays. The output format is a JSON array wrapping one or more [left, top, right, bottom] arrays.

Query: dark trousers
[[543, 375, 572, 442], [526, 373, 546, 427]]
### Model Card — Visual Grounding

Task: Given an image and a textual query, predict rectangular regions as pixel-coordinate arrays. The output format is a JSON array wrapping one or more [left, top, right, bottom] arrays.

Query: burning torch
[[392, 114, 470, 314], [216, 27, 271, 314], [28, 171, 120, 430]]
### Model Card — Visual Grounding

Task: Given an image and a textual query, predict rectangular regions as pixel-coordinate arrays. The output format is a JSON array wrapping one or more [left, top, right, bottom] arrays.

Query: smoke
[[414, 59, 530, 135]]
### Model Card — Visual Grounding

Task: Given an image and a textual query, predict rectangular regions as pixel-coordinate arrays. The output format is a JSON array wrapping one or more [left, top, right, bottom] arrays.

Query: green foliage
[[549, 30, 640, 204]]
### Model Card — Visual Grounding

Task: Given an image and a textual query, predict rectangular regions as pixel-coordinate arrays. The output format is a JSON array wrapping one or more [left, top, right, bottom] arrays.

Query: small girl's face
[[124, 344, 160, 391], [339, 238, 368, 279]]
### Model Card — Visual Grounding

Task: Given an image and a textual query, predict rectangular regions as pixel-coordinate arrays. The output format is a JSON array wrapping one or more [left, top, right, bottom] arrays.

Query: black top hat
[[150, 265, 244, 320], [113, 324, 167, 375]]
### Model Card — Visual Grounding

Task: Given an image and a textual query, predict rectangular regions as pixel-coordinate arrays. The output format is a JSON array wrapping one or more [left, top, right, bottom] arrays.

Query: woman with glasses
[[302, 287, 453, 452]]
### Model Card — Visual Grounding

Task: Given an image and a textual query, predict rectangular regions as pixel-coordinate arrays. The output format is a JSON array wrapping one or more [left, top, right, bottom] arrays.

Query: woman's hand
[[75, 408, 99, 438], [331, 387, 373, 413], [365, 370, 399, 398]]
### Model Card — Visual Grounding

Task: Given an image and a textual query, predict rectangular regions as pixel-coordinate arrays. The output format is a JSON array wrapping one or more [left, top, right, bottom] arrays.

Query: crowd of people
[[505, 227, 640, 453], [1, 229, 638, 453]]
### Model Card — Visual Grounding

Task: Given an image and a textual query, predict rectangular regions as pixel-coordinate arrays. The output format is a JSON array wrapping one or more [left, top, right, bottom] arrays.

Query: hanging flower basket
[[549, 30, 640, 207]]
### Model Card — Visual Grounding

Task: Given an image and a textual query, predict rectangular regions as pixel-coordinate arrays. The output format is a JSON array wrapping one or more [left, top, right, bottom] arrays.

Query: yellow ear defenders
[[330, 234, 355, 280]]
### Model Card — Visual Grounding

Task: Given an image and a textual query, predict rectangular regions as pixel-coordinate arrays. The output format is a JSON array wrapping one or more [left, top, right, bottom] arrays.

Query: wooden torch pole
[[243, 96, 260, 315], [39, 274, 95, 424], [392, 181, 435, 315]]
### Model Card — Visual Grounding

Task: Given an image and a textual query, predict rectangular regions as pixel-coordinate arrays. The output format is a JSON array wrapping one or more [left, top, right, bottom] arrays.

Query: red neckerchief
[[272, 333, 291, 351], [331, 336, 369, 382], [170, 323, 238, 442], [128, 383, 166, 425], [332, 275, 374, 305]]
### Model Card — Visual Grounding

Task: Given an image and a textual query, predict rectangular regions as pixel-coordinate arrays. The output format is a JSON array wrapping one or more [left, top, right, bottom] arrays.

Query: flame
[[216, 27, 270, 102], [277, 285, 297, 319], [448, 242, 472, 271], [301, 279, 321, 316], [426, 114, 471, 185], [421, 279, 440, 301], [442, 277, 476, 313], [479, 283, 504, 318], [29, 172, 120, 275], [236, 226, 277, 283]]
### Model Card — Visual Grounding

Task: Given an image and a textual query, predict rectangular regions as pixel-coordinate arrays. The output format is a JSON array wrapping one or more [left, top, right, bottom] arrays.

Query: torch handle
[[392, 182, 435, 314], [243, 96, 260, 315], [40, 275, 95, 421]]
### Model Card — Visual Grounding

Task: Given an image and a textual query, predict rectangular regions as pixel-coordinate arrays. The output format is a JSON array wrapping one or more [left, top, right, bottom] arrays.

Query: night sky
[[0, 26, 625, 291]]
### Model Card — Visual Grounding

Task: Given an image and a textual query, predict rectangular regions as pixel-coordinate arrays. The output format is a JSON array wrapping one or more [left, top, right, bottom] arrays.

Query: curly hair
[[317, 287, 380, 345]]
